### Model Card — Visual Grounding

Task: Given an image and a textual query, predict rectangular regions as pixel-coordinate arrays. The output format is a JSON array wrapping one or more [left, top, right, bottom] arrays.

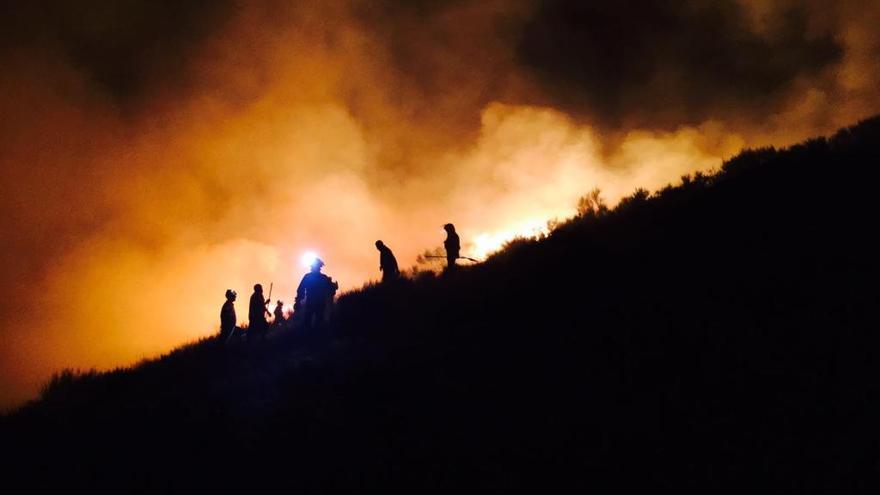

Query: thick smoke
[[1, 0, 878, 408], [515, 0, 843, 128]]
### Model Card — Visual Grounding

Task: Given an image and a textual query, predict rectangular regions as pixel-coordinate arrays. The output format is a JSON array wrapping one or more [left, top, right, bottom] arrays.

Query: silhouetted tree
[[577, 187, 609, 217]]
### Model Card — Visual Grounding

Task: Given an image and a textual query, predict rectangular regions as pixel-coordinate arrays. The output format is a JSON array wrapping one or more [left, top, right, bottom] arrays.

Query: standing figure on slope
[[375, 240, 400, 283], [295, 258, 339, 331], [220, 289, 237, 343], [273, 300, 286, 329], [443, 223, 460, 273], [248, 284, 271, 344]]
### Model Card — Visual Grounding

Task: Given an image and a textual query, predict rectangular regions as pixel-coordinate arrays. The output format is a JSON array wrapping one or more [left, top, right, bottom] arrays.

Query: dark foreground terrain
[[3, 117, 880, 492]]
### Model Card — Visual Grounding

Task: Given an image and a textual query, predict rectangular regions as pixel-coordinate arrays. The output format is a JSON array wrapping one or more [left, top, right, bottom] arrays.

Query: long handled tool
[[424, 255, 480, 263], [265, 282, 273, 318], [225, 326, 236, 344]]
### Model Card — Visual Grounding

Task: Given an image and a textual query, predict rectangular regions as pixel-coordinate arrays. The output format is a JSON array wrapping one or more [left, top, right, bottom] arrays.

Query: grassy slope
[[3, 116, 880, 492]]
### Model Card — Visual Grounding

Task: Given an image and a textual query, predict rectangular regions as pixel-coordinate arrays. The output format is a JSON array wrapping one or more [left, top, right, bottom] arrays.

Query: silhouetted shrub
[[576, 187, 609, 218], [617, 187, 651, 210]]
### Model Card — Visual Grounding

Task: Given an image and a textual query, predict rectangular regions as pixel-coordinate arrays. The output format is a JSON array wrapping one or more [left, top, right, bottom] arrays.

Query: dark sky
[[1, 0, 859, 130], [516, 0, 842, 126], [1, 0, 878, 408]]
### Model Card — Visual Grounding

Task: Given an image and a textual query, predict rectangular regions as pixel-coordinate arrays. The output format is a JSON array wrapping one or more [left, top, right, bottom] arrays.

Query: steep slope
[[3, 116, 879, 492]]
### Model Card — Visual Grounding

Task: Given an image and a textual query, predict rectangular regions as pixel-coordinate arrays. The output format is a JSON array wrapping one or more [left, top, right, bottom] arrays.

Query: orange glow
[[470, 218, 556, 260]]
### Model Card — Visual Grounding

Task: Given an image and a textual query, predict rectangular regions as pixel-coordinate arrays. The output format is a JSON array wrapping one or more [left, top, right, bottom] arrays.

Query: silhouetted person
[[375, 240, 400, 282], [248, 284, 270, 343], [443, 223, 460, 272], [273, 300, 286, 328], [295, 258, 339, 330], [220, 289, 237, 342]]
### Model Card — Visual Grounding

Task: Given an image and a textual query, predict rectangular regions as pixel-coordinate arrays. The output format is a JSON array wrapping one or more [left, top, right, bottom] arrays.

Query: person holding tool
[[248, 283, 272, 343]]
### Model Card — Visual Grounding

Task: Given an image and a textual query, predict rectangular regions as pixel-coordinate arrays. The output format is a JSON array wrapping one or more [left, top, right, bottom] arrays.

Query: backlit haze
[[2, 0, 879, 408]]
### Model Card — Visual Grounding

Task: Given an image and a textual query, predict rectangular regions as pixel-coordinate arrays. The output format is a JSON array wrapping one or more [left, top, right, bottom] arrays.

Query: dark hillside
[[3, 116, 880, 492]]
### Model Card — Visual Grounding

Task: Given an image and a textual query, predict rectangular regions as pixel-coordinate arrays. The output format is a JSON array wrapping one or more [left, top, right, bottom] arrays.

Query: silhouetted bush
[[576, 187, 609, 218]]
